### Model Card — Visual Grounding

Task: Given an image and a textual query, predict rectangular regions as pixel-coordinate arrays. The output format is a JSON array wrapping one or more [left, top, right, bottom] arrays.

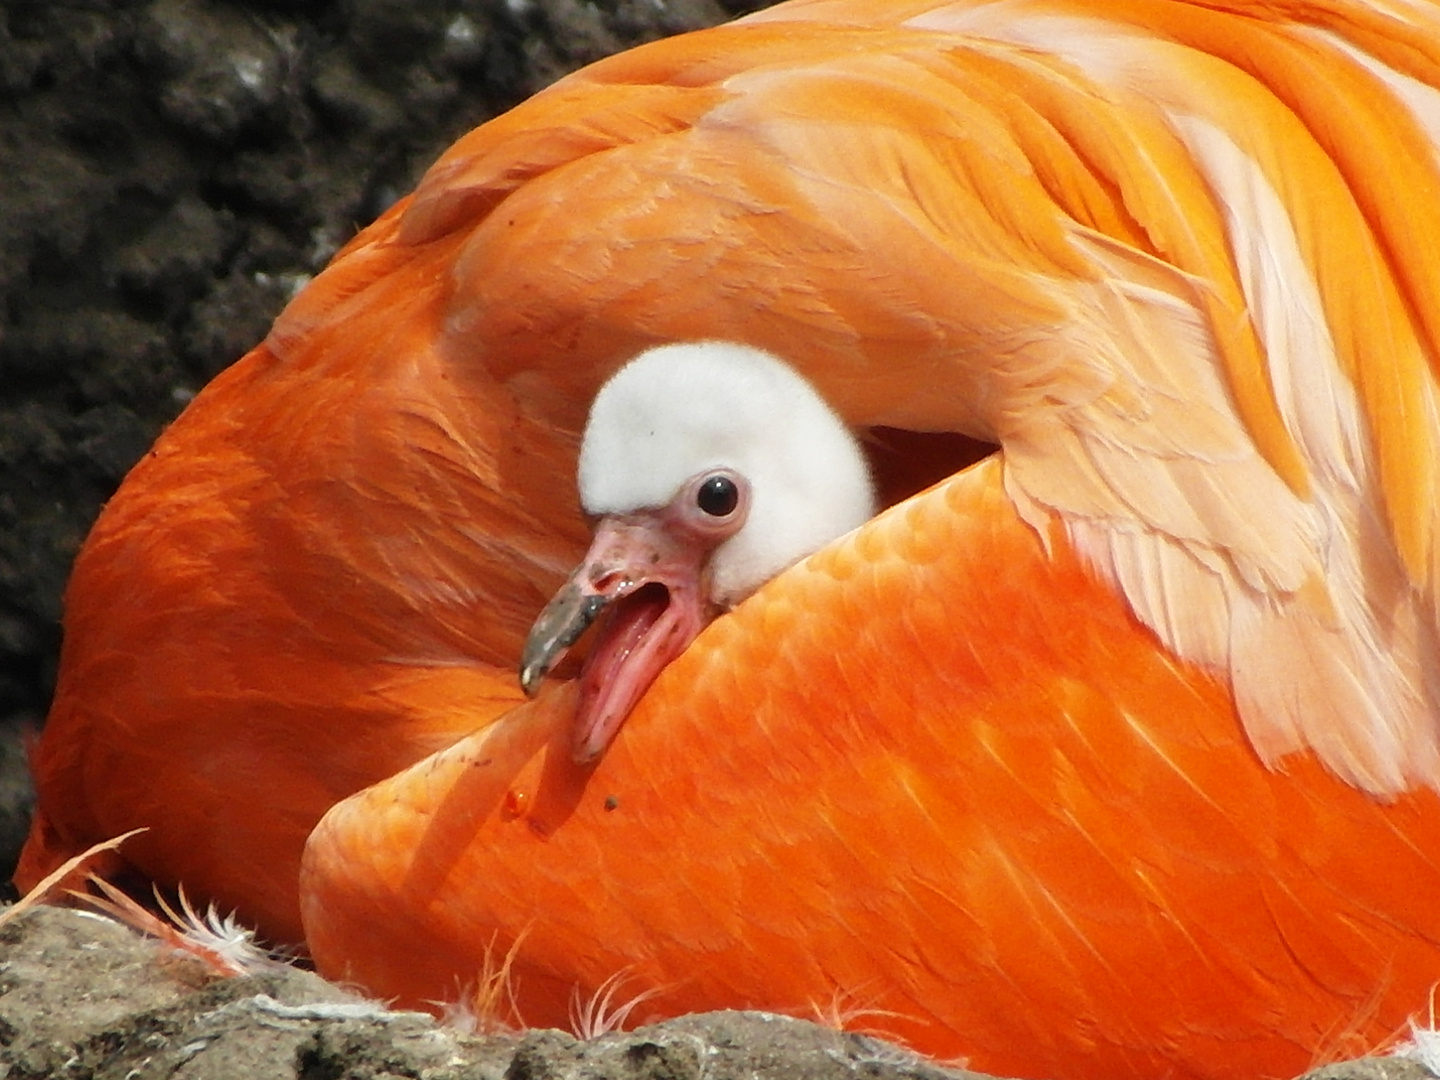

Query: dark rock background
[[0, 0, 763, 887]]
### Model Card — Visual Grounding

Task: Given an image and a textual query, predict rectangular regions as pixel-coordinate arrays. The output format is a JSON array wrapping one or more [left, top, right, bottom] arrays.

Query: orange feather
[[18, 2, 1440, 1078], [302, 458, 1440, 1078]]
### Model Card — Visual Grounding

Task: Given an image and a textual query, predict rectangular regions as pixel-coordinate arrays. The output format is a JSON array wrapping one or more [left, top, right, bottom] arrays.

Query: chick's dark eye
[[696, 474, 739, 517]]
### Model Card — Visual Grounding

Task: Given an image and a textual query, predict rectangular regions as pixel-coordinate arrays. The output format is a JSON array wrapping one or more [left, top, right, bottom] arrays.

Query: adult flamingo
[[19, 1, 1440, 1077]]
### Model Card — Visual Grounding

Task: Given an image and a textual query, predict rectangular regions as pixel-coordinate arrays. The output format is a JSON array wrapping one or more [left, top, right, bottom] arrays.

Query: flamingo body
[[303, 457, 1440, 1079], [19, 1, 1440, 1077]]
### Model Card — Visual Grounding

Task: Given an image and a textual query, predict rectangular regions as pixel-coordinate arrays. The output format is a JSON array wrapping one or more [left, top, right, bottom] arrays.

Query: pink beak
[[520, 513, 713, 764]]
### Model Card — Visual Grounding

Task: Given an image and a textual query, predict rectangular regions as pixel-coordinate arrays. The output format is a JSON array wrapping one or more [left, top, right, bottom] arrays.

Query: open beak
[[520, 513, 712, 764]]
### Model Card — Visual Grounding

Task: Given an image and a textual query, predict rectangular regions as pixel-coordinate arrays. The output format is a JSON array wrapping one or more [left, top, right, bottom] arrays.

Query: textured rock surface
[[0, 906, 1002, 1080], [0, 907, 1429, 1080]]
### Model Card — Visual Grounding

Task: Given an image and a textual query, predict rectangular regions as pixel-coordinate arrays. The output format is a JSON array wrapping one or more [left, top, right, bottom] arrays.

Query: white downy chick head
[[578, 341, 876, 606]]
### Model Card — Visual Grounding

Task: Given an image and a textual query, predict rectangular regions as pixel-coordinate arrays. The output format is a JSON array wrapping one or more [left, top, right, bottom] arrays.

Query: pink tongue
[[583, 585, 668, 685], [573, 584, 684, 763]]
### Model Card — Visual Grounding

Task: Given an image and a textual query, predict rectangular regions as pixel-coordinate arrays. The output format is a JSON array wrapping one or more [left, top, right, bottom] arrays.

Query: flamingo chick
[[520, 342, 876, 763]]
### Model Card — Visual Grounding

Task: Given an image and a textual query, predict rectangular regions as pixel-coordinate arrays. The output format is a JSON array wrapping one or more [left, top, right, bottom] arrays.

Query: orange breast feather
[[19, 2, 1440, 1078]]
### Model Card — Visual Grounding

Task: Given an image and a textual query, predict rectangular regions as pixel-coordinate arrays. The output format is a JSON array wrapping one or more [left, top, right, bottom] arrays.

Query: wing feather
[[344, 0, 1440, 794], [420, 0, 1440, 794]]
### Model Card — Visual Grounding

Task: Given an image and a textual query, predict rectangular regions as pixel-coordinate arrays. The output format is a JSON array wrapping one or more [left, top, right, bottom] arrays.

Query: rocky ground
[[0, 3, 1434, 1079], [0, 905, 1000, 1080], [0, 904, 1431, 1080]]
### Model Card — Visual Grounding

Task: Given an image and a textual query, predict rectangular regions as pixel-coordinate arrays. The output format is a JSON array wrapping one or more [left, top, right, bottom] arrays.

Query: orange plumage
[[18, 2, 1440, 1078]]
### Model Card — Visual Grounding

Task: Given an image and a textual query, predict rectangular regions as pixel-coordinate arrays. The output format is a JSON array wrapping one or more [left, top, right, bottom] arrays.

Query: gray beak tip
[[518, 658, 546, 698], [517, 585, 609, 697]]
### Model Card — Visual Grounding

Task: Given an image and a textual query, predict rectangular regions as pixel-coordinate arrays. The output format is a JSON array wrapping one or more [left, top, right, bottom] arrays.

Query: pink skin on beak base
[[519, 513, 713, 764]]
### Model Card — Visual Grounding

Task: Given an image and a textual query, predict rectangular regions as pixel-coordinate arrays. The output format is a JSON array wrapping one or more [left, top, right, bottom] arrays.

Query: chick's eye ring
[[696, 474, 740, 517]]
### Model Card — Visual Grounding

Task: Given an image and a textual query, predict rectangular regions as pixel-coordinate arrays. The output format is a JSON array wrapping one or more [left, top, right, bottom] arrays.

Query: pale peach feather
[[770, 0, 1440, 797]]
